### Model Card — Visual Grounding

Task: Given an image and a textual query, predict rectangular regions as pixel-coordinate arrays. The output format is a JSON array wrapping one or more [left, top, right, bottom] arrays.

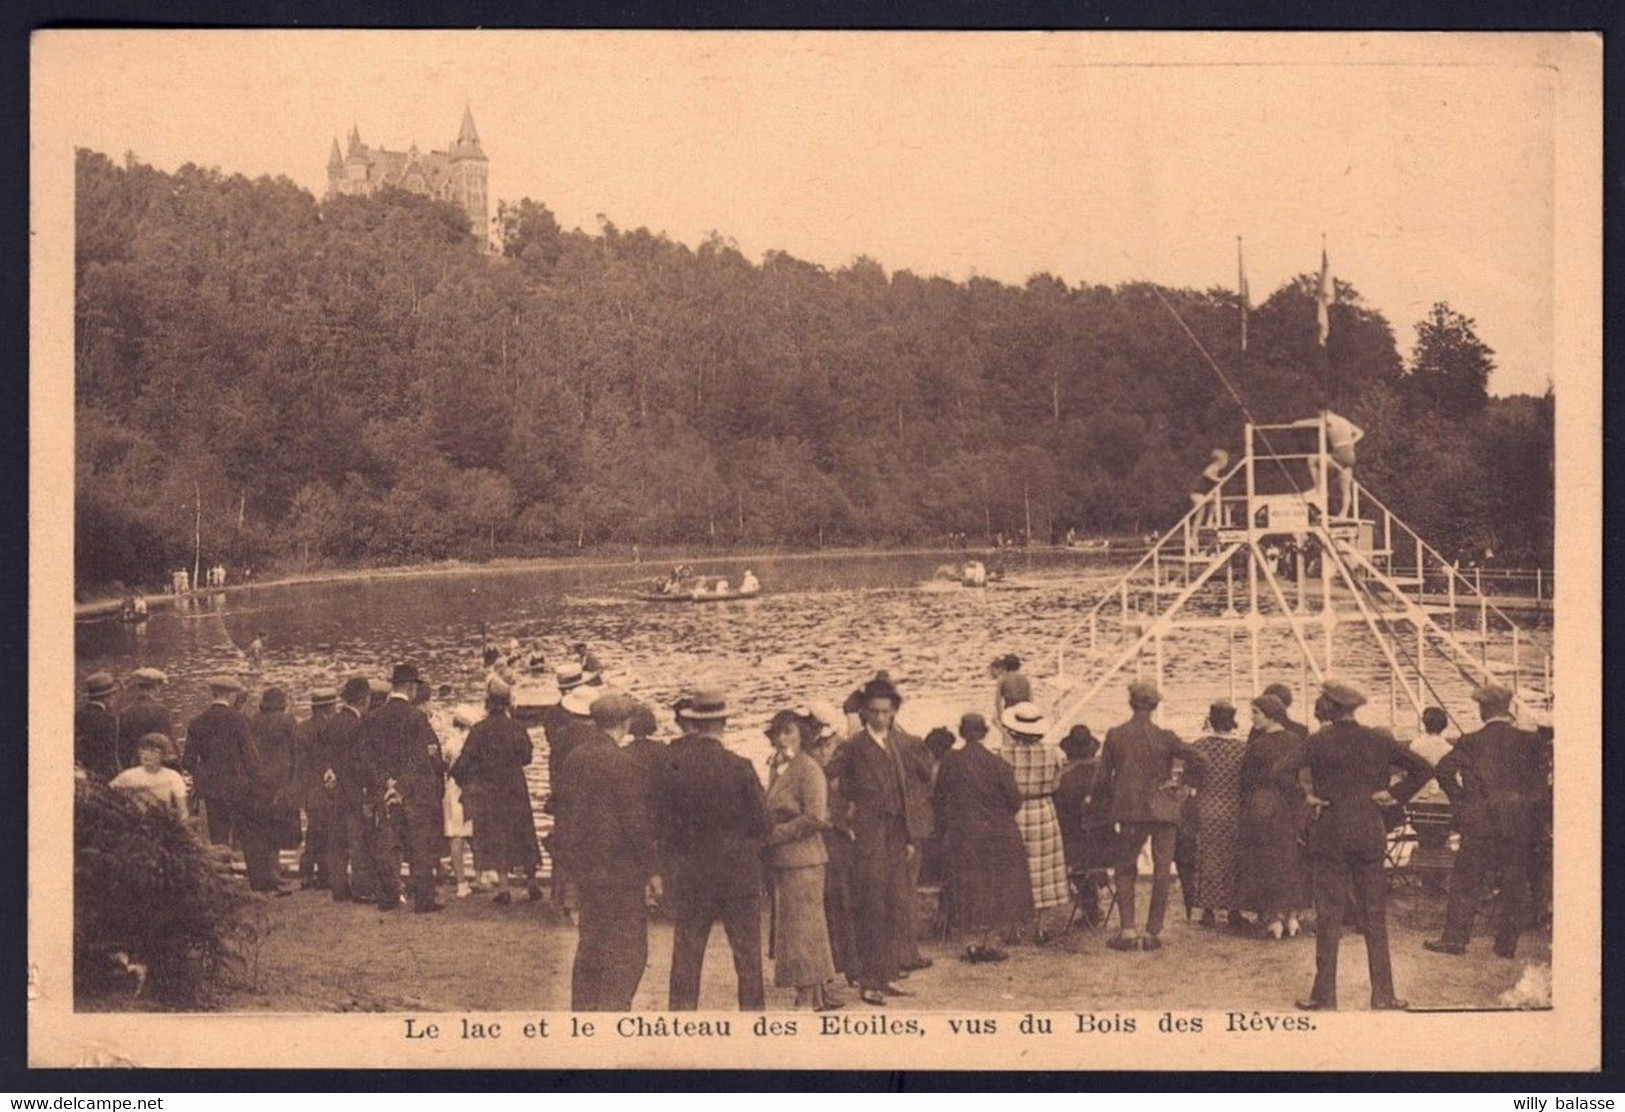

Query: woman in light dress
[[763, 709, 839, 1010]]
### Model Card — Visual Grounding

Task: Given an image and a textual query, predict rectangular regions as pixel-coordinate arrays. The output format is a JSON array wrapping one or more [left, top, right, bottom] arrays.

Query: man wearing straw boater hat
[[1424, 683, 1546, 960], [119, 668, 175, 770], [1284, 680, 1434, 1011], [824, 675, 933, 1006], [183, 675, 258, 850], [320, 676, 382, 905], [1095, 680, 1210, 952], [542, 662, 597, 810], [75, 672, 122, 782], [657, 686, 772, 1011], [541, 666, 602, 913], [359, 663, 446, 913], [552, 688, 658, 1011]]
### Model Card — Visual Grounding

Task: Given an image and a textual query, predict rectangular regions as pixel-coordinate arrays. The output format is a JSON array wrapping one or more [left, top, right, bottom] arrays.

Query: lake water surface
[[75, 549, 1551, 783]]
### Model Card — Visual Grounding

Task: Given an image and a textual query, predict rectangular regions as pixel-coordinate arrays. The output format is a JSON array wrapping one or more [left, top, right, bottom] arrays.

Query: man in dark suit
[[292, 687, 338, 890], [319, 677, 380, 904], [623, 701, 667, 843], [1425, 683, 1546, 959], [183, 676, 259, 848], [656, 687, 772, 1011], [1284, 681, 1434, 1011], [359, 663, 446, 913], [242, 687, 296, 895], [825, 676, 933, 1006], [118, 668, 175, 770], [75, 672, 122, 781], [1095, 681, 1209, 951], [553, 690, 659, 1011], [542, 667, 600, 913]]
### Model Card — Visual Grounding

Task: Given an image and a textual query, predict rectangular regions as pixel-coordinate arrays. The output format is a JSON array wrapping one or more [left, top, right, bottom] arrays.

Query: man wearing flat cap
[[553, 688, 659, 1011], [358, 663, 447, 913], [76, 673, 122, 782], [1279, 680, 1434, 1010], [183, 676, 260, 850], [655, 687, 772, 1011], [292, 688, 338, 890], [824, 676, 934, 1005], [319, 677, 382, 904], [1095, 680, 1209, 951], [118, 669, 176, 771], [1424, 683, 1546, 959]]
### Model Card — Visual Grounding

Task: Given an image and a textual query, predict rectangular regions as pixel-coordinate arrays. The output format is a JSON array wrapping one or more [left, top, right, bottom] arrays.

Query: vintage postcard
[[30, 30, 1600, 1070]]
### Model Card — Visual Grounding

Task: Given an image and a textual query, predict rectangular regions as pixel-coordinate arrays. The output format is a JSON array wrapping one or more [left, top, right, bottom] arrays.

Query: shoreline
[[74, 542, 1129, 619]]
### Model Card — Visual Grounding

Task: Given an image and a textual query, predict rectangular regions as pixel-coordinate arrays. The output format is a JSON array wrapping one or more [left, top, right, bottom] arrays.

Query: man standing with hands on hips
[[1284, 680, 1434, 1011]]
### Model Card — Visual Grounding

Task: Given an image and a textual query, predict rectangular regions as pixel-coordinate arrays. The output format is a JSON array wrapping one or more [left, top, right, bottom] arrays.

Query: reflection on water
[[75, 549, 1552, 783]]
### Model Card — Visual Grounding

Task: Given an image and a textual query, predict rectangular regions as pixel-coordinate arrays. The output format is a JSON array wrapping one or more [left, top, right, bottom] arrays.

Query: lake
[[75, 548, 1551, 784]]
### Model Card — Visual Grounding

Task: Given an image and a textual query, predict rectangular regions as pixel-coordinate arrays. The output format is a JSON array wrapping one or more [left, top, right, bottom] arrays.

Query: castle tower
[[324, 109, 490, 241], [448, 104, 489, 240]]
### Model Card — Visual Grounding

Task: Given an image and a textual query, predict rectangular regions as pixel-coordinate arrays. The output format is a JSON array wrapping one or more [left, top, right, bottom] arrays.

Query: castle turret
[[452, 105, 485, 160], [448, 104, 489, 242]]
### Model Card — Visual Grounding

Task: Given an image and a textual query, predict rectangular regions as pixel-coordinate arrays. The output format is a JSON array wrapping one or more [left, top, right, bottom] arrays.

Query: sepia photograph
[[29, 29, 1600, 1071]]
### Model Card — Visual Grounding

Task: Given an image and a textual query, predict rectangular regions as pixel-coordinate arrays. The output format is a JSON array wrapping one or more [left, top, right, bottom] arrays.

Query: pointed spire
[[458, 104, 480, 146], [347, 123, 362, 156], [328, 137, 344, 169]]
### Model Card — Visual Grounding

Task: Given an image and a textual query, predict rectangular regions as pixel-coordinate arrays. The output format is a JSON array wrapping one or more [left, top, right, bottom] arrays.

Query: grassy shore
[[82, 876, 1549, 1015]]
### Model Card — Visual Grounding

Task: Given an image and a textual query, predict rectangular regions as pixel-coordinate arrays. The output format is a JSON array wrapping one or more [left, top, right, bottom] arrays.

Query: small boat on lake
[[636, 583, 762, 604], [636, 571, 762, 603]]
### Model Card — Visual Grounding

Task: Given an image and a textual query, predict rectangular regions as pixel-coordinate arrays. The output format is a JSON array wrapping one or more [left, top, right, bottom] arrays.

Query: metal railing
[[1053, 457, 1247, 679]]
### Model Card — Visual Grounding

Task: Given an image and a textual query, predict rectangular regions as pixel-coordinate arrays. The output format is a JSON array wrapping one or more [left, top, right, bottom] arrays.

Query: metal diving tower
[[1040, 414, 1552, 742]]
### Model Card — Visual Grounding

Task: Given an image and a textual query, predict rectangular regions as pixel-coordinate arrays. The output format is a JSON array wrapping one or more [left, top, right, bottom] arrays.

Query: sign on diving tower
[[1041, 413, 1552, 743]]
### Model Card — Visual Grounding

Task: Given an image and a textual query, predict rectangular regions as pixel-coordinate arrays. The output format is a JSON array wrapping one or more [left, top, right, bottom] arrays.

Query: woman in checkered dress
[[999, 702, 1069, 941]]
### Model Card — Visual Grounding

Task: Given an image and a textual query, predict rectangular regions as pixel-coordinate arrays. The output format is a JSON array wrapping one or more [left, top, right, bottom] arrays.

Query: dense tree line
[[73, 149, 1554, 594]]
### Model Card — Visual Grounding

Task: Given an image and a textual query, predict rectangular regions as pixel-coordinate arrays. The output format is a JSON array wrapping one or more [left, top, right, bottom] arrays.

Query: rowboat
[[635, 585, 762, 604]]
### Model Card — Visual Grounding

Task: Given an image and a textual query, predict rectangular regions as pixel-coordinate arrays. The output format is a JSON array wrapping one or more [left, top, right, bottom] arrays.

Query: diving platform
[[1043, 414, 1551, 740]]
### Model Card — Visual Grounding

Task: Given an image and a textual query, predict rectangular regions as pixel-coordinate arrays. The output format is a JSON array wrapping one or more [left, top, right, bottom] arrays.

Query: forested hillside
[[73, 149, 1553, 593]]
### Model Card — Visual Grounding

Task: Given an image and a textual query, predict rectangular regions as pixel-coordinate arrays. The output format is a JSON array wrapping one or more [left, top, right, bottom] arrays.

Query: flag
[[1238, 237, 1250, 351], [1315, 241, 1333, 346]]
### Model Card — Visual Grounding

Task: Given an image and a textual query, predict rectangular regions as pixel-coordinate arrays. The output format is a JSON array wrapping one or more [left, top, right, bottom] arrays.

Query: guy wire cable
[[1148, 283, 1481, 732]]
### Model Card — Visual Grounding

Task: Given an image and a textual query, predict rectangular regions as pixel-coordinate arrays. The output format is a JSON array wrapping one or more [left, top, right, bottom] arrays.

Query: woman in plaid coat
[[999, 702, 1069, 942]]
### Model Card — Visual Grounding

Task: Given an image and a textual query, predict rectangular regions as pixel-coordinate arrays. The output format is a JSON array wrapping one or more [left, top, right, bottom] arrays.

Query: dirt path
[[204, 881, 1546, 1016]]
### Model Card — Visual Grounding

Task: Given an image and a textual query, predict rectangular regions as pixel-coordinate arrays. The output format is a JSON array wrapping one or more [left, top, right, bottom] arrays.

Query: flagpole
[[1316, 232, 1332, 400], [1237, 236, 1248, 353]]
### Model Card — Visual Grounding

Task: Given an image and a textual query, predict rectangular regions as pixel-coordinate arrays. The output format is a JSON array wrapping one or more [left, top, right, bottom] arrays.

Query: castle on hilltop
[[325, 106, 489, 239]]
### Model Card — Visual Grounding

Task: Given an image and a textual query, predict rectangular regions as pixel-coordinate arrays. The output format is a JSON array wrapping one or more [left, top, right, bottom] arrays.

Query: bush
[[74, 775, 253, 1009]]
